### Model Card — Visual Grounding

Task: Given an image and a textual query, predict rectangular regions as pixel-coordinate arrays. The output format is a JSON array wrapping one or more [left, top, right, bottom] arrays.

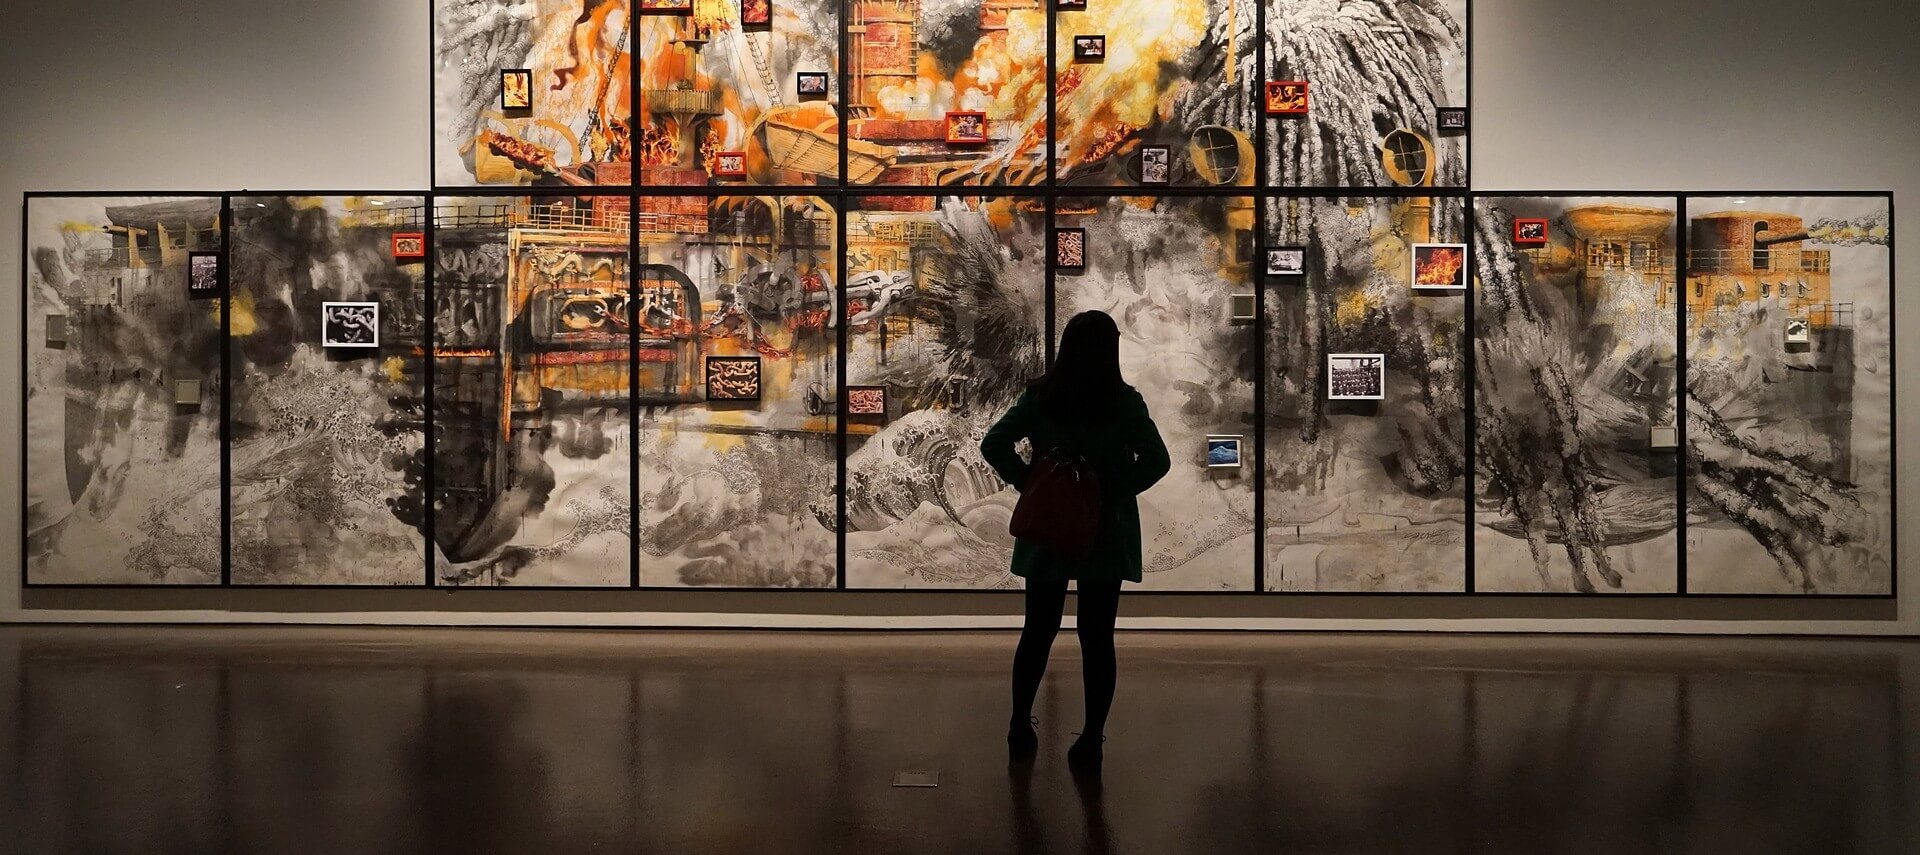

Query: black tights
[[1010, 578, 1122, 738]]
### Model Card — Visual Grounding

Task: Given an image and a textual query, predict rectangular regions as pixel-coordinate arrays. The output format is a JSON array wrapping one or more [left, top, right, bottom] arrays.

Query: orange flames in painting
[[1415, 246, 1465, 286]]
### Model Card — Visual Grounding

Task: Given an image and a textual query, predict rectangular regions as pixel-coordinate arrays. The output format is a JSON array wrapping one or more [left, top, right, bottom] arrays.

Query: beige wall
[[1, 0, 1911, 633]]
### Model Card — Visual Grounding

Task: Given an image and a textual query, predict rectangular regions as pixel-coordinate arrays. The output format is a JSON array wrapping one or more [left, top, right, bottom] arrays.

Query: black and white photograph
[[1140, 145, 1170, 184], [187, 251, 220, 298], [1326, 352, 1386, 400], [1264, 246, 1306, 277], [1074, 35, 1106, 61], [796, 71, 830, 96], [321, 301, 381, 348], [1437, 106, 1468, 131]]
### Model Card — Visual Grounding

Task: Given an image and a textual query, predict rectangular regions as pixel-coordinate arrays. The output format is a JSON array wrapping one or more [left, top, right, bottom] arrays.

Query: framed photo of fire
[[1411, 243, 1467, 291], [499, 68, 532, 110]]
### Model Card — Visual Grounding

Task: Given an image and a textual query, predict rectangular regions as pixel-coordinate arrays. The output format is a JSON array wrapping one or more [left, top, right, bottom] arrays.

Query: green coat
[[980, 388, 1171, 583]]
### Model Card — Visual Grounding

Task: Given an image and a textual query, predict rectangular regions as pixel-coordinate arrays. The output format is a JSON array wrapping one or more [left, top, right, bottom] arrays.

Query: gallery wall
[[2, 0, 1915, 633]]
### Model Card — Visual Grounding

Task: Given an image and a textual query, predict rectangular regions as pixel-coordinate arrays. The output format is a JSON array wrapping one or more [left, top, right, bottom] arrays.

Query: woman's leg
[[1074, 580, 1123, 739], [1011, 578, 1069, 726]]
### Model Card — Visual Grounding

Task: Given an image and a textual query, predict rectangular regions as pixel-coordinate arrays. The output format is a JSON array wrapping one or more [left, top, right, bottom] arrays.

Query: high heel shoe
[[1008, 716, 1039, 758], [1067, 732, 1105, 772]]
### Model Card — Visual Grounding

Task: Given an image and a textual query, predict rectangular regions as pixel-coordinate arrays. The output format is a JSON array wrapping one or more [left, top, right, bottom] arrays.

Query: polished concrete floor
[[0, 627, 1915, 854]]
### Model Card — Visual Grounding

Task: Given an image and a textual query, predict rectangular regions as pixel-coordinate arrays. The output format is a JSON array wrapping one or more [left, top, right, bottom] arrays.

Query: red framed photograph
[[944, 111, 988, 145], [741, 0, 771, 27], [391, 232, 426, 259], [713, 151, 748, 178], [1264, 80, 1308, 116], [1513, 218, 1549, 245]]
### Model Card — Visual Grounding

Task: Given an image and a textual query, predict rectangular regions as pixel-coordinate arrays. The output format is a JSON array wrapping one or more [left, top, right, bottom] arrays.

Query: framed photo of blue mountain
[[1206, 435, 1243, 468]]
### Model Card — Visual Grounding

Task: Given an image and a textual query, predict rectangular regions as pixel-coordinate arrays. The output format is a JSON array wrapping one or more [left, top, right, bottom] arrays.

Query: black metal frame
[[14, 1, 1899, 602]]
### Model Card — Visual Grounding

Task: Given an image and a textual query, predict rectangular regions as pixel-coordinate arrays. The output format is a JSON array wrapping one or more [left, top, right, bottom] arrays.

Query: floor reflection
[[0, 629, 1913, 853]]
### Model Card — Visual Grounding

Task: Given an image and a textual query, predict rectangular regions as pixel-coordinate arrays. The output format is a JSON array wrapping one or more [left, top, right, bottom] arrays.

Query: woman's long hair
[[1029, 310, 1131, 420]]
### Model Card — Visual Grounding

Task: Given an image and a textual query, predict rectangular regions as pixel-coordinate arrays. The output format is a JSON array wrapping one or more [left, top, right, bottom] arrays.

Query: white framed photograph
[[1327, 352, 1385, 400], [1206, 435, 1243, 468], [1411, 243, 1467, 290], [322, 301, 381, 348]]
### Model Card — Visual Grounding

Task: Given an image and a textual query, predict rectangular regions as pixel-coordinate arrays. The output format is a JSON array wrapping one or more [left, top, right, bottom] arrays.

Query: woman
[[980, 310, 1170, 769]]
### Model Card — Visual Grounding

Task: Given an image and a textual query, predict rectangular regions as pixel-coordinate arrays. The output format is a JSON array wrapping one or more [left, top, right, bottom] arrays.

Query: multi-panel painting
[[23, 196, 225, 585], [1263, 196, 1467, 592], [19, 2, 1901, 600], [1472, 196, 1681, 593]]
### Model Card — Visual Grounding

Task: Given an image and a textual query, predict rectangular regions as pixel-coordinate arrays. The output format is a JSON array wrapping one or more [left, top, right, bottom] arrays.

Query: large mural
[[16, 4, 1901, 599], [23, 196, 225, 585]]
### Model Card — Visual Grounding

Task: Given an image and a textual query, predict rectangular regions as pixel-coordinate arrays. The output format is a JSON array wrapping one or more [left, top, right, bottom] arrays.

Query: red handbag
[[1009, 452, 1103, 559]]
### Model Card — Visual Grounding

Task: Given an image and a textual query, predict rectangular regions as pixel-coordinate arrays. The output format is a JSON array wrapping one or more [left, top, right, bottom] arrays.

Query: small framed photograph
[[1411, 243, 1467, 291], [1230, 293, 1257, 322], [1512, 218, 1549, 246], [1055, 0, 1086, 8], [187, 251, 221, 298], [45, 314, 67, 347], [1327, 353, 1386, 401], [1785, 315, 1812, 346], [1206, 435, 1243, 468], [713, 151, 748, 178], [322, 301, 381, 349], [846, 385, 888, 418], [1437, 106, 1468, 132], [705, 355, 763, 401], [173, 378, 202, 407], [1264, 80, 1308, 116], [796, 71, 830, 97], [1264, 246, 1306, 277], [391, 232, 427, 259], [944, 110, 988, 145], [741, 0, 771, 27], [500, 68, 533, 110], [1054, 228, 1087, 271], [638, 0, 693, 14], [1073, 35, 1106, 62], [1139, 145, 1170, 184], [1649, 425, 1678, 451]]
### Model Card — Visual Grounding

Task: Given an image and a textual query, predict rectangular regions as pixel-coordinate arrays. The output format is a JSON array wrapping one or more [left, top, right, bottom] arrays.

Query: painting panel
[[431, 195, 634, 586], [23, 196, 223, 584], [1263, 196, 1466, 592], [1683, 196, 1893, 594], [634, 195, 838, 587], [843, 195, 1046, 589], [434, 0, 634, 187], [844, 0, 1047, 185], [1053, 0, 1256, 187], [228, 196, 429, 585], [1052, 195, 1256, 591], [1264, 0, 1467, 188], [638, 0, 841, 186], [1473, 196, 1681, 593]]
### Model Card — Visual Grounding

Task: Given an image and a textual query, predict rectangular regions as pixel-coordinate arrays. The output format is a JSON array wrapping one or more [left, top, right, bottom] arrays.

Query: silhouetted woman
[[981, 310, 1170, 770]]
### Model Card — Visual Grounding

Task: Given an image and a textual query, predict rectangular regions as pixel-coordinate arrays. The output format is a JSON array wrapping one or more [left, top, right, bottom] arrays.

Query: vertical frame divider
[[1251, 0, 1268, 594], [424, 192, 438, 587], [835, 195, 849, 589], [1462, 193, 1476, 593], [629, 191, 642, 588], [218, 194, 233, 587], [1675, 194, 1689, 595]]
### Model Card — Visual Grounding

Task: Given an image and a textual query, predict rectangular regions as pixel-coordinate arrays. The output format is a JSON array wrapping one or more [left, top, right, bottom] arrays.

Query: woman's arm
[[980, 392, 1036, 489], [1122, 395, 1170, 495]]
